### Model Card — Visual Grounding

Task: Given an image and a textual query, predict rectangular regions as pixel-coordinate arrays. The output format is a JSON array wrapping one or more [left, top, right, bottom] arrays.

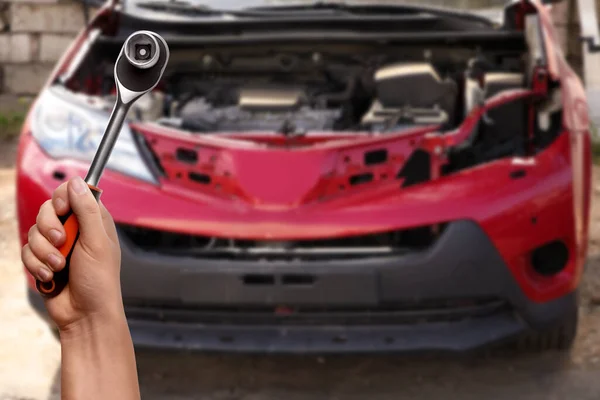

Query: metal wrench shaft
[[85, 99, 131, 187]]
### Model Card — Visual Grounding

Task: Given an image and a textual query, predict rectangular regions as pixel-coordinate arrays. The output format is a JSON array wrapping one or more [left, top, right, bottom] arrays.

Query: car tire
[[516, 303, 579, 352]]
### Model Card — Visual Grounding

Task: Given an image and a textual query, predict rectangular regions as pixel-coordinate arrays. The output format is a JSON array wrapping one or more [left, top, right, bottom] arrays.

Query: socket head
[[123, 32, 160, 69]]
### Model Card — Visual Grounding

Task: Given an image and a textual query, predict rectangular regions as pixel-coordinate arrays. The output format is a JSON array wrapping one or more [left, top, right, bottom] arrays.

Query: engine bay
[[63, 38, 529, 135], [168, 54, 477, 135], [53, 6, 564, 178]]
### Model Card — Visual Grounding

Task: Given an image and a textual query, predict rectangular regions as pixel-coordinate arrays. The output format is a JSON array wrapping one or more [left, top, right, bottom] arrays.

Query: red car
[[17, 0, 591, 353]]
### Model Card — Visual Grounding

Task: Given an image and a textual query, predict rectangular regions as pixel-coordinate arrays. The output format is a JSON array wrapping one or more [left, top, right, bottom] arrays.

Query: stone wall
[[0, 0, 85, 95], [0, 0, 590, 95]]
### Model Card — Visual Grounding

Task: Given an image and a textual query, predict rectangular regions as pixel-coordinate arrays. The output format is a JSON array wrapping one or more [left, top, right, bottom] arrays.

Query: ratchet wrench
[[36, 30, 170, 298]]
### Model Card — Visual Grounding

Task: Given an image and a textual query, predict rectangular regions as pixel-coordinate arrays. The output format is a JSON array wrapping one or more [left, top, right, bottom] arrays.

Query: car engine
[[178, 89, 343, 134], [64, 39, 530, 145], [170, 61, 459, 134]]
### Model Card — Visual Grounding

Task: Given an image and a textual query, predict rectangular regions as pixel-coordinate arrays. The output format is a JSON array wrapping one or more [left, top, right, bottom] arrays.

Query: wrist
[[58, 308, 128, 343], [58, 304, 140, 399]]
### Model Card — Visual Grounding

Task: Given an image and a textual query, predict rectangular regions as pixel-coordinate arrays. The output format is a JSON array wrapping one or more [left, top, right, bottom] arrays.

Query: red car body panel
[[16, 0, 592, 311], [16, 127, 584, 304]]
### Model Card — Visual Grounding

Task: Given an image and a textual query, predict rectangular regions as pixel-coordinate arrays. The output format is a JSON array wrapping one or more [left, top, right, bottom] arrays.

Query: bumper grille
[[124, 297, 509, 326], [118, 223, 446, 260]]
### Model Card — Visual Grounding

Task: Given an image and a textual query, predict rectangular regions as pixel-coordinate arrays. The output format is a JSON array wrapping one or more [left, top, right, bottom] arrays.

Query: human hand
[[21, 176, 123, 332]]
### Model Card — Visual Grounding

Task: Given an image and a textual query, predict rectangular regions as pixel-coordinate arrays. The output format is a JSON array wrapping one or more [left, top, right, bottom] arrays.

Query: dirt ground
[[4, 138, 600, 400]]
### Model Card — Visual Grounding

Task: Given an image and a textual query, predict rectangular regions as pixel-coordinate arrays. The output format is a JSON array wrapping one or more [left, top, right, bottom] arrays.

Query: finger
[[52, 181, 70, 216], [67, 176, 105, 247], [22, 244, 54, 282], [35, 200, 66, 247], [27, 226, 65, 272], [99, 201, 119, 245]]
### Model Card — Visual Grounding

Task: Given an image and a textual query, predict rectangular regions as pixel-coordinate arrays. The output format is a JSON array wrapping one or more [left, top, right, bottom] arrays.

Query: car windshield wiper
[[248, 2, 407, 14], [136, 0, 425, 18], [237, 2, 373, 17], [136, 0, 233, 15], [135, 0, 351, 16]]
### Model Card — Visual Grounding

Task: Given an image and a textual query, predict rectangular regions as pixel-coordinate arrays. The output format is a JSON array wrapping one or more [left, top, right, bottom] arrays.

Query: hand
[[21, 176, 123, 332]]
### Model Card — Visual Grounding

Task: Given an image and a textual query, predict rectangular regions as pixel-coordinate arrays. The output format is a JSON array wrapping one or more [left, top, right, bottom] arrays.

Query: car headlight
[[30, 86, 156, 183]]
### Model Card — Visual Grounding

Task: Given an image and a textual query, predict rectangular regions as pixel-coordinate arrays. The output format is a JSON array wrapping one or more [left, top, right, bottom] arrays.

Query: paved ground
[[3, 137, 600, 399]]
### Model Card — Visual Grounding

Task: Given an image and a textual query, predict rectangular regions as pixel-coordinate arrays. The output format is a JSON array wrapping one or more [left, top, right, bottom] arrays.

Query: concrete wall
[[0, 0, 590, 95], [0, 0, 85, 95]]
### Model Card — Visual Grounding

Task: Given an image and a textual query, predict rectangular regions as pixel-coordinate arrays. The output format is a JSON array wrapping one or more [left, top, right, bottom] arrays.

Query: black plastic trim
[[27, 220, 578, 353]]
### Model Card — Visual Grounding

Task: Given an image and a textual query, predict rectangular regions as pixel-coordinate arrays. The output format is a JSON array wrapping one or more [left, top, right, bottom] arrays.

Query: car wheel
[[516, 305, 579, 352]]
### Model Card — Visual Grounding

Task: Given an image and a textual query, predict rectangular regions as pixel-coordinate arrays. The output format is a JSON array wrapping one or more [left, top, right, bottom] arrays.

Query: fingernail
[[38, 267, 52, 282], [47, 253, 62, 269], [71, 177, 87, 195], [48, 229, 62, 245], [54, 197, 66, 211]]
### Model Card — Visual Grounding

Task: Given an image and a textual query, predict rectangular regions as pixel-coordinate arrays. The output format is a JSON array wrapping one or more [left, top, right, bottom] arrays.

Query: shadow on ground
[[133, 349, 579, 400], [46, 348, 582, 400]]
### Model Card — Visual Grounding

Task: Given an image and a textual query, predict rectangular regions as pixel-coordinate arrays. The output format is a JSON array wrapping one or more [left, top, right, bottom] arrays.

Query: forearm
[[59, 311, 140, 400]]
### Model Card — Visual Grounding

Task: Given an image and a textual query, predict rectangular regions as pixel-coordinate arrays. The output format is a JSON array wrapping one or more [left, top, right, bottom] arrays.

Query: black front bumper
[[28, 220, 577, 353]]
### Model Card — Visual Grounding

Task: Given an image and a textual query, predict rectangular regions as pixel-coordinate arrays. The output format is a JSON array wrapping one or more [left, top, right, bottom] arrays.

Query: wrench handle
[[36, 184, 102, 298]]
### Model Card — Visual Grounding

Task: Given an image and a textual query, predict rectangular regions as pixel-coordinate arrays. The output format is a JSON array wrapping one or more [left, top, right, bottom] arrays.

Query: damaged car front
[[18, 0, 591, 353]]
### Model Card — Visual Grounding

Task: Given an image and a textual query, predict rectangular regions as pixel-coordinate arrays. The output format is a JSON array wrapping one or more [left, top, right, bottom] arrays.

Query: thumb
[[67, 176, 105, 248]]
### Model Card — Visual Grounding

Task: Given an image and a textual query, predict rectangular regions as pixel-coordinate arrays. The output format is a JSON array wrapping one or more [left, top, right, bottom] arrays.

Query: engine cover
[[179, 98, 342, 133]]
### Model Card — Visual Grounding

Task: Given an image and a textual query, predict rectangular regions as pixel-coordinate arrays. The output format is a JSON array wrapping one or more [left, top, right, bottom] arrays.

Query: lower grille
[[124, 297, 509, 326], [118, 223, 447, 260]]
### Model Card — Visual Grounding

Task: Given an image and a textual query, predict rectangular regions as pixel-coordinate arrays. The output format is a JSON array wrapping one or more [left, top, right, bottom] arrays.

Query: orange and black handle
[[35, 184, 102, 298]]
